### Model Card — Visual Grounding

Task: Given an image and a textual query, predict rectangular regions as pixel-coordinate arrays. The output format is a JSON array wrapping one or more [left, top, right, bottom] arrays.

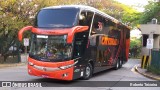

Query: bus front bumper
[[28, 57, 75, 80]]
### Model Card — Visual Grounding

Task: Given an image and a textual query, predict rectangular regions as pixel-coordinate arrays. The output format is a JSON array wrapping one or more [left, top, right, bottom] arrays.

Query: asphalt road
[[0, 59, 159, 90]]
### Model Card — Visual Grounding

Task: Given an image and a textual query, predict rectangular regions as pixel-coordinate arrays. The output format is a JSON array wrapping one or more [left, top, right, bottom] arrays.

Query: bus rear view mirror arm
[[67, 26, 89, 43], [18, 26, 33, 41]]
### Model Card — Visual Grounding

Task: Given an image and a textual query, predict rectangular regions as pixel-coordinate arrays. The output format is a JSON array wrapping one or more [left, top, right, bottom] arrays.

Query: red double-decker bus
[[18, 5, 130, 80]]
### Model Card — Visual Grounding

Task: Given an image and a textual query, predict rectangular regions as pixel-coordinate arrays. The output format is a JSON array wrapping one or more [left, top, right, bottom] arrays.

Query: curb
[[0, 63, 26, 69], [134, 65, 160, 81]]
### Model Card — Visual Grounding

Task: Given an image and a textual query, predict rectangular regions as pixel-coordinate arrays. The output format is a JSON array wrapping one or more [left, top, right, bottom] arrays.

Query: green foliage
[[130, 38, 141, 49], [85, 0, 140, 27], [130, 38, 142, 58], [139, 2, 160, 24], [0, 0, 42, 60], [115, 2, 141, 27]]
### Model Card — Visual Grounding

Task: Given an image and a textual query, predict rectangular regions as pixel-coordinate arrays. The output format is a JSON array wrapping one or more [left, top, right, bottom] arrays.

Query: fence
[[0, 37, 21, 63], [151, 49, 160, 69]]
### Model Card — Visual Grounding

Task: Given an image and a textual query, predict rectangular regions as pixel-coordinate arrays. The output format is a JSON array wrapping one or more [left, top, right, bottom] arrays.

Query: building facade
[[140, 23, 160, 55]]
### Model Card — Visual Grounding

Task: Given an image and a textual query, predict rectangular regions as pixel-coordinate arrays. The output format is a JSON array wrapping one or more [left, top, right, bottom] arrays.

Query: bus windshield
[[35, 8, 79, 28], [30, 34, 72, 62]]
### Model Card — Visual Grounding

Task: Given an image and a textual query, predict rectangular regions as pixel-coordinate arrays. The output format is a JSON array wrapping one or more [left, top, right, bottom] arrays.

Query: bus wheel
[[119, 59, 122, 68], [114, 59, 119, 70], [83, 63, 93, 80]]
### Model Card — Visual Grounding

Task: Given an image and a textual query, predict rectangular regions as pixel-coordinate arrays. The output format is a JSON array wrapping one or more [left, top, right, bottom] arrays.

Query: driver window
[[79, 11, 93, 26]]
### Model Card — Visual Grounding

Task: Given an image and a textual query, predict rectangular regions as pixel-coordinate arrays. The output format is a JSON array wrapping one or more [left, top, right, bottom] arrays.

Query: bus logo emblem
[[43, 67, 47, 71]]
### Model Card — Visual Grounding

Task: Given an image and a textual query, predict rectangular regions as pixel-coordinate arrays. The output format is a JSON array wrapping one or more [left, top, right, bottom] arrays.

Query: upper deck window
[[35, 8, 79, 28]]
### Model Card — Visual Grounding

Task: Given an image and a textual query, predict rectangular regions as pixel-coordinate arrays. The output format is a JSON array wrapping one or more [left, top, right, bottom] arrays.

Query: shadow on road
[[31, 77, 118, 87], [30, 67, 122, 87]]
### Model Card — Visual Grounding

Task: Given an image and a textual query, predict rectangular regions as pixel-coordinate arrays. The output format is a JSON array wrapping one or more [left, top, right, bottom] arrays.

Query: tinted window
[[79, 11, 94, 26], [91, 14, 115, 35], [35, 8, 79, 28]]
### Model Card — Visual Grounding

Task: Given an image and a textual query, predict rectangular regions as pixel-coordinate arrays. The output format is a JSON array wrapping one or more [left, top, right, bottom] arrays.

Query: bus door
[[73, 32, 89, 64], [73, 11, 94, 63]]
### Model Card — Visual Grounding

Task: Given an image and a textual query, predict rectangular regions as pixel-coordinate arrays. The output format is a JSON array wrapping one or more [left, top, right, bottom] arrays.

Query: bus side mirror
[[18, 26, 33, 41]]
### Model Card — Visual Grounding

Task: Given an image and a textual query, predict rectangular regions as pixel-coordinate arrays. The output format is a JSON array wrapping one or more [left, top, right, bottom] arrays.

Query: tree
[[130, 38, 142, 58], [0, 0, 43, 62], [139, 1, 160, 24], [86, 0, 140, 27]]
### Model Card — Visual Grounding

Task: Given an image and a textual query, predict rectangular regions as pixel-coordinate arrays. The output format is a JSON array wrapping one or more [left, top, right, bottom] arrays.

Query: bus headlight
[[59, 60, 78, 70], [28, 62, 34, 66]]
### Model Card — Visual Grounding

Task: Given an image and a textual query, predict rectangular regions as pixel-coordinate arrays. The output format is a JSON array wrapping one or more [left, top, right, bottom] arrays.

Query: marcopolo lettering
[[101, 36, 118, 45]]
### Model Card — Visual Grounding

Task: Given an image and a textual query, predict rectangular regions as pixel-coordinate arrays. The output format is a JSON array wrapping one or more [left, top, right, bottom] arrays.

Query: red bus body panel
[[28, 57, 74, 80], [126, 39, 130, 61]]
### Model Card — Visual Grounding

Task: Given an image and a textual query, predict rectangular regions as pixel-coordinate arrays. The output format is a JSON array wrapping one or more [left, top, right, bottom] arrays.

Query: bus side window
[[74, 40, 82, 57], [106, 19, 119, 38], [91, 14, 102, 35], [91, 14, 103, 34], [79, 12, 87, 26], [94, 15, 102, 29], [103, 18, 110, 35], [79, 11, 93, 26]]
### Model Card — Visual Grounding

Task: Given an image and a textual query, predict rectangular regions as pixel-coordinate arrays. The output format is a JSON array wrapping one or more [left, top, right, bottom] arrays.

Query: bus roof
[[42, 5, 130, 29]]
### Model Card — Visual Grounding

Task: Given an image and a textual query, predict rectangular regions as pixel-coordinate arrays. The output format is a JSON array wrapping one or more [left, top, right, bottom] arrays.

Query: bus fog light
[[62, 73, 68, 77], [28, 62, 34, 66]]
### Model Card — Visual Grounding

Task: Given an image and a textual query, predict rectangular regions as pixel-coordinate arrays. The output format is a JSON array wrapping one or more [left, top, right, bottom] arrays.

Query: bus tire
[[119, 59, 122, 68], [114, 59, 119, 70], [83, 63, 93, 80]]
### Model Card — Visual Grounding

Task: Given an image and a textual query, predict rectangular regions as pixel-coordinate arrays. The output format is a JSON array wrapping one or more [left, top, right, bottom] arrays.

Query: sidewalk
[[135, 64, 160, 80], [0, 63, 26, 68]]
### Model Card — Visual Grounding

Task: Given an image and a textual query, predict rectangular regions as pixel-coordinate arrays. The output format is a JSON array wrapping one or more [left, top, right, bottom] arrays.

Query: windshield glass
[[30, 34, 72, 62], [35, 8, 79, 28]]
